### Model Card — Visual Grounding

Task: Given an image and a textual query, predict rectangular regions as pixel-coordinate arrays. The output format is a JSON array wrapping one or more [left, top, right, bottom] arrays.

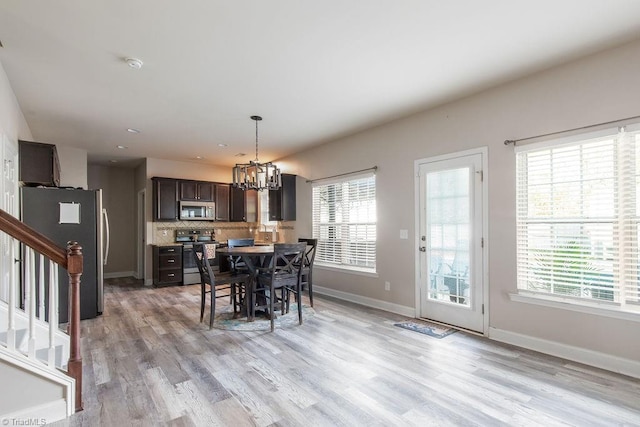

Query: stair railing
[[0, 208, 83, 412]]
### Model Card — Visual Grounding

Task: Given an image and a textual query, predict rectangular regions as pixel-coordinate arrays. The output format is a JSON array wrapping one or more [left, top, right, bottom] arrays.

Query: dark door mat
[[394, 320, 457, 339]]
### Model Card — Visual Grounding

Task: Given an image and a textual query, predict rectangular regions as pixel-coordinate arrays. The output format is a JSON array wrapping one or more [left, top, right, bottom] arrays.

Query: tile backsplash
[[151, 221, 295, 245]]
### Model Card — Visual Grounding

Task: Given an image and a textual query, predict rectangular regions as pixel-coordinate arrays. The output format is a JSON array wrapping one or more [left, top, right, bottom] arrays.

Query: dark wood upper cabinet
[[179, 180, 197, 200], [230, 186, 244, 222], [179, 180, 214, 201], [152, 178, 263, 223], [269, 174, 296, 221], [19, 140, 61, 187], [152, 177, 179, 221], [215, 184, 230, 221], [198, 182, 215, 202], [230, 187, 258, 222]]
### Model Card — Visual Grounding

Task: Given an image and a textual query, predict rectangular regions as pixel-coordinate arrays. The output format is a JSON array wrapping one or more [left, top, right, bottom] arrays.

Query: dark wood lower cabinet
[[153, 245, 182, 286]]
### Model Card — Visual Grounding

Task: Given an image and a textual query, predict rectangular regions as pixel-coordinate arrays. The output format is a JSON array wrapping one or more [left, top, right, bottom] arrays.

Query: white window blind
[[312, 172, 376, 272], [516, 125, 640, 311]]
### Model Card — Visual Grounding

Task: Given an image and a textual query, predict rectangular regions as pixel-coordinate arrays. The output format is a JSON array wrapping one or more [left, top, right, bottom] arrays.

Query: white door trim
[[1, 131, 18, 302], [136, 189, 146, 280], [414, 147, 489, 335]]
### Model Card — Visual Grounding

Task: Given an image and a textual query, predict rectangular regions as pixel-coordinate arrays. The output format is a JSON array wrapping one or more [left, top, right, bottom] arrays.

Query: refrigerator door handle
[[103, 208, 110, 265]]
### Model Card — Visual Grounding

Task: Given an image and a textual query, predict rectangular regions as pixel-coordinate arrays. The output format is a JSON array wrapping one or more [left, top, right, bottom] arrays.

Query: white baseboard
[[314, 285, 415, 318], [489, 327, 640, 379], [104, 271, 136, 279]]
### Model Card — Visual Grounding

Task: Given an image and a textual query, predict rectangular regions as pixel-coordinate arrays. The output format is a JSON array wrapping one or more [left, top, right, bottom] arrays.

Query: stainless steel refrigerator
[[21, 187, 109, 321]]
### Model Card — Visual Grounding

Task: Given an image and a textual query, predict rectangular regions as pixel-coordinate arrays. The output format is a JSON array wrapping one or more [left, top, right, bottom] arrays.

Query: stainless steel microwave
[[179, 201, 216, 220]]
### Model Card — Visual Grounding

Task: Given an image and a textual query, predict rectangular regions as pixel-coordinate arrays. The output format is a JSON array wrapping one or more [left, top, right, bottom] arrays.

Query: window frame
[[259, 190, 277, 230], [312, 171, 377, 274], [514, 124, 640, 319]]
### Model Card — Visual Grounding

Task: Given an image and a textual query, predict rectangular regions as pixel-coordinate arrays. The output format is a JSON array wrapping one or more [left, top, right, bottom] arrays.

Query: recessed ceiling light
[[218, 143, 228, 148], [126, 128, 140, 133], [109, 160, 118, 163], [235, 153, 246, 157], [125, 57, 143, 69], [195, 156, 203, 160], [117, 145, 128, 149]]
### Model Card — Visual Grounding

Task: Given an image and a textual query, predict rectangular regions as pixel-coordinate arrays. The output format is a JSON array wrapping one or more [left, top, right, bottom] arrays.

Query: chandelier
[[232, 115, 281, 191]]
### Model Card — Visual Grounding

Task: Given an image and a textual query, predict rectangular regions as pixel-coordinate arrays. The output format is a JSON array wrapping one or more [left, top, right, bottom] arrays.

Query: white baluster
[[6, 238, 16, 351], [48, 261, 58, 367], [28, 248, 37, 358], [38, 254, 45, 319], [23, 246, 30, 316], [0, 233, 6, 302]]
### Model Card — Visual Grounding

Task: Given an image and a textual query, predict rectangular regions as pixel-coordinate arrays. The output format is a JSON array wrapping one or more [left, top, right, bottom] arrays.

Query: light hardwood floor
[[52, 277, 640, 426]]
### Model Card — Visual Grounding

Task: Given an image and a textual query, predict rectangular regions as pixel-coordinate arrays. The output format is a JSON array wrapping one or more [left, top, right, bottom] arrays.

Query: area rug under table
[[210, 304, 315, 331], [394, 320, 457, 339]]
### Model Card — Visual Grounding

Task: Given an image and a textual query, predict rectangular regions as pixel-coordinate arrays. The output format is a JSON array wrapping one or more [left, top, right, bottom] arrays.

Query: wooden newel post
[[66, 241, 83, 412]]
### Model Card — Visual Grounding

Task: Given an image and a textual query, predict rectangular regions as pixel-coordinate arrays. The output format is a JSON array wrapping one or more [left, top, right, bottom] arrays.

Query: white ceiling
[[1, 1, 640, 167]]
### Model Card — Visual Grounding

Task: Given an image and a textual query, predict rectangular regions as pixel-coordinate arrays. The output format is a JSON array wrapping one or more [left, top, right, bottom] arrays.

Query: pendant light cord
[[255, 118, 259, 162]]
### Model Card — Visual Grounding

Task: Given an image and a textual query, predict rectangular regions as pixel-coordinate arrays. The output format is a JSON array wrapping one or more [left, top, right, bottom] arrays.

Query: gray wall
[[56, 145, 87, 189], [0, 62, 32, 142], [88, 164, 136, 276], [279, 38, 640, 364]]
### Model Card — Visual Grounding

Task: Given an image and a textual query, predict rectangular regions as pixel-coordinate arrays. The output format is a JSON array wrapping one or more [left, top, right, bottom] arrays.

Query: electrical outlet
[[162, 229, 168, 236], [384, 281, 391, 291]]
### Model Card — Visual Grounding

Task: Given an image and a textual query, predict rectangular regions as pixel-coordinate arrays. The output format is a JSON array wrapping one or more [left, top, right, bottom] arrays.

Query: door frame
[[1, 131, 19, 302], [136, 189, 146, 280], [414, 147, 489, 335]]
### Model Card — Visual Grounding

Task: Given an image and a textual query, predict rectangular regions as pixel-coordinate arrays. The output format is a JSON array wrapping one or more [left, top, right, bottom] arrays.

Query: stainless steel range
[[175, 229, 218, 285]]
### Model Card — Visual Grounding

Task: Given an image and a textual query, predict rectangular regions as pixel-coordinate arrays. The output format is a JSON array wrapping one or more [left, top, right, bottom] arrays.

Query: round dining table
[[216, 245, 275, 321]]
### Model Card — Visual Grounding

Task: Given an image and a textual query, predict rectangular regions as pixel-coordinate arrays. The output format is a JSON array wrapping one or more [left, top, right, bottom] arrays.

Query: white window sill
[[315, 263, 378, 278], [509, 291, 640, 323]]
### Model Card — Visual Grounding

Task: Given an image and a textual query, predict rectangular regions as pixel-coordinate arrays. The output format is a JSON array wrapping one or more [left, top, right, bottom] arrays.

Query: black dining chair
[[224, 238, 255, 273], [228, 238, 255, 247], [297, 238, 317, 307], [254, 242, 307, 332], [192, 243, 251, 329]]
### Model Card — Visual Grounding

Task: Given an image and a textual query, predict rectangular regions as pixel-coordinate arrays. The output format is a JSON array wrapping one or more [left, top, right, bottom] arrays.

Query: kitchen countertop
[[155, 241, 277, 247], [254, 241, 278, 246]]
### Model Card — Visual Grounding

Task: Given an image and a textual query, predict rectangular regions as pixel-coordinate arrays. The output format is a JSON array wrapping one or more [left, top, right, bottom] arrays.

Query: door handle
[[419, 247, 426, 252], [103, 208, 110, 266]]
